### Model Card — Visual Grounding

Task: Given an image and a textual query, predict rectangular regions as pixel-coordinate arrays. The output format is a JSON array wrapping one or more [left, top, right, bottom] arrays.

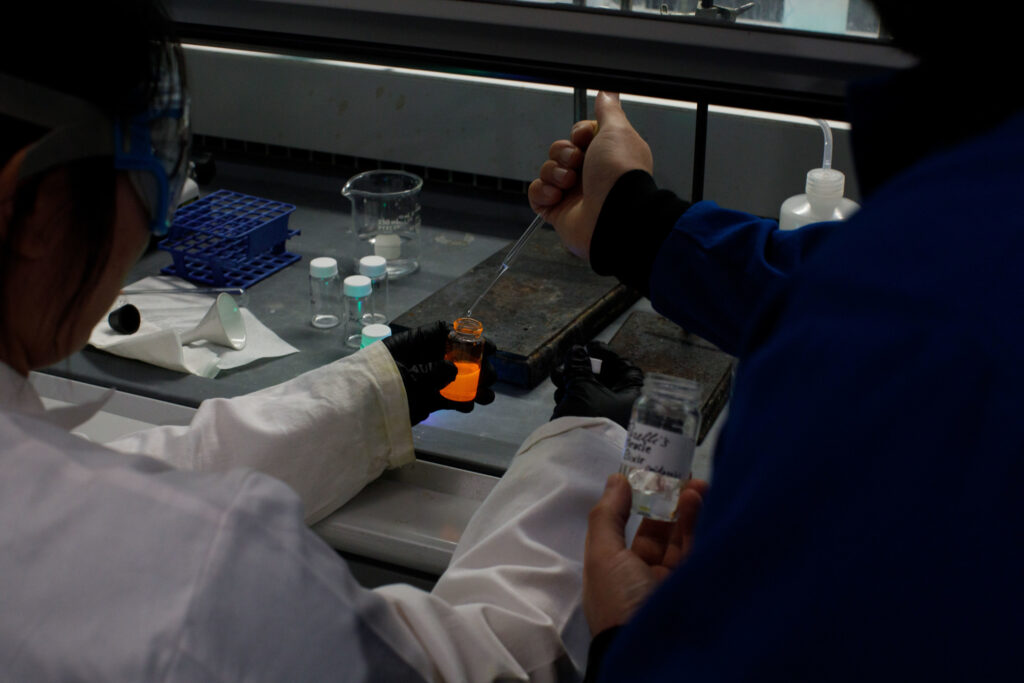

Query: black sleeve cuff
[[589, 169, 690, 298], [582, 625, 623, 683]]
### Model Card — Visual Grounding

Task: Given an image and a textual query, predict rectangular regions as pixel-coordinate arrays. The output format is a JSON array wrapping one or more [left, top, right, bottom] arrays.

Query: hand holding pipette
[[527, 91, 652, 262], [468, 92, 650, 315]]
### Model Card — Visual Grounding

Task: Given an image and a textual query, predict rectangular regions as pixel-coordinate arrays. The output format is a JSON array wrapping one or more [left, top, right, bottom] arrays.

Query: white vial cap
[[343, 274, 372, 297], [361, 323, 392, 347], [805, 168, 845, 198], [359, 255, 388, 277], [309, 256, 338, 278], [374, 234, 402, 259]]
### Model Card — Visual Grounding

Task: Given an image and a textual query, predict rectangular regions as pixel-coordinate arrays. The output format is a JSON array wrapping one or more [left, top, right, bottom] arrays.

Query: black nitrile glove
[[383, 320, 497, 426], [551, 341, 644, 429]]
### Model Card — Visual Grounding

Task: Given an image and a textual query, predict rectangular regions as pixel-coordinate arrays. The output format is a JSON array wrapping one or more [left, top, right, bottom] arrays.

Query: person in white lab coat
[[0, 2, 628, 680]]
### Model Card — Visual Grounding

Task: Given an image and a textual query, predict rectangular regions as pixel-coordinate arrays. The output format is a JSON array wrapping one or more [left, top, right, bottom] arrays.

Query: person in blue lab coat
[[532, 1, 1024, 680]]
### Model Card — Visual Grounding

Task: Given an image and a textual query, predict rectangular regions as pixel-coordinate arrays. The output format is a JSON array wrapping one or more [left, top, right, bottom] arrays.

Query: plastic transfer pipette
[[465, 214, 545, 317]]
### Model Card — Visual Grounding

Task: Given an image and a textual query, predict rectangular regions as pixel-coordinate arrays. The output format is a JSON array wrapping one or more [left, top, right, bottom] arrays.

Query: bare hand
[[527, 92, 653, 261], [583, 473, 708, 635]]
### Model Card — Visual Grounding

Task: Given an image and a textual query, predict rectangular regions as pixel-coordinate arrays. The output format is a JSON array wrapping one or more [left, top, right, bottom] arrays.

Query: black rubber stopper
[[191, 151, 217, 185], [107, 303, 141, 335]]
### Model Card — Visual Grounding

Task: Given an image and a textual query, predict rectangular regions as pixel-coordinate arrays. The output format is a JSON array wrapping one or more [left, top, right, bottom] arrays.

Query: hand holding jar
[[382, 320, 497, 425]]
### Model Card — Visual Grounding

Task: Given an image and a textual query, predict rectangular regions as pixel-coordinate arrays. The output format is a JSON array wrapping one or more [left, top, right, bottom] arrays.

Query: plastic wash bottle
[[779, 119, 860, 231]]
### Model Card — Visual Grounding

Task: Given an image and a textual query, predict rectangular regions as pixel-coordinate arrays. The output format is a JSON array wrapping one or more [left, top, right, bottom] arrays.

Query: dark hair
[[0, 0, 182, 358]]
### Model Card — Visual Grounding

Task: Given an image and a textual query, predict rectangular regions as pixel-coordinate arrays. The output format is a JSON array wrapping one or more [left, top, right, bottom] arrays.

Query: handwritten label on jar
[[623, 426, 695, 480]]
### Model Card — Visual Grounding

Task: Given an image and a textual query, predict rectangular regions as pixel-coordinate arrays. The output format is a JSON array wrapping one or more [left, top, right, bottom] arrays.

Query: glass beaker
[[341, 169, 422, 279]]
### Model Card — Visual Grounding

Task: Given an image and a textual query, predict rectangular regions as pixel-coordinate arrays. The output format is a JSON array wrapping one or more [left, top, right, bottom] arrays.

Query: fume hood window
[[487, 0, 881, 37]]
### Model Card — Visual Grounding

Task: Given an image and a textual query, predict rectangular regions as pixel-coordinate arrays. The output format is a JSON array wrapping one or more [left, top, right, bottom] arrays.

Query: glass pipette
[[466, 214, 545, 317]]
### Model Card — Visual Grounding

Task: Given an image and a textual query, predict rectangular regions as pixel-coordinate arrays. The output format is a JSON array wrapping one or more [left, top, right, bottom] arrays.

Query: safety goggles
[[0, 56, 190, 236]]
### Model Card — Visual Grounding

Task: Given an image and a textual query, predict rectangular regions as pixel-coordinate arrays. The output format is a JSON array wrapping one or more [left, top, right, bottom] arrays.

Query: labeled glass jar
[[309, 257, 341, 329], [358, 255, 389, 325], [440, 317, 484, 402], [619, 374, 702, 521], [343, 274, 373, 348]]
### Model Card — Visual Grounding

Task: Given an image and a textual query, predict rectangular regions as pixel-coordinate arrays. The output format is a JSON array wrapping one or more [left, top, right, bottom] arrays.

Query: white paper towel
[[89, 277, 299, 378]]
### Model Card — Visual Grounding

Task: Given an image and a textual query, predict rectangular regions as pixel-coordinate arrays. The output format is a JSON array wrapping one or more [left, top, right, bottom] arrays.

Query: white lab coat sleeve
[[373, 416, 625, 681], [106, 341, 414, 524]]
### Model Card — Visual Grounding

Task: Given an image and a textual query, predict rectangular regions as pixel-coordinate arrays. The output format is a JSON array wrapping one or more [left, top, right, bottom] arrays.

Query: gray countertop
[[42, 159, 616, 473]]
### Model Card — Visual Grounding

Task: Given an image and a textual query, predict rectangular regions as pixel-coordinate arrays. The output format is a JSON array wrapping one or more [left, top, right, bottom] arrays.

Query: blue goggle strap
[[0, 73, 175, 236], [115, 117, 172, 236]]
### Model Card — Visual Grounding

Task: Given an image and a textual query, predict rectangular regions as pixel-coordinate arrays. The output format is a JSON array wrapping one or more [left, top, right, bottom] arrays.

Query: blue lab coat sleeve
[[590, 170, 835, 355]]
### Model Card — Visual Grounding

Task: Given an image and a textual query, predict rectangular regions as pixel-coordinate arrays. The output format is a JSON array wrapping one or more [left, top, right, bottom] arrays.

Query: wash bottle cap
[[359, 255, 388, 277], [343, 274, 372, 297], [805, 168, 845, 198], [309, 257, 338, 278], [361, 323, 392, 347]]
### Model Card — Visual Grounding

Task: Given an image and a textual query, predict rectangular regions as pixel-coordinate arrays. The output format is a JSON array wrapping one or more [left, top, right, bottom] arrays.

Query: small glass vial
[[358, 255, 389, 325], [440, 317, 484, 402], [360, 323, 392, 348], [343, 274, 373, 348], [619, 374, 702, 522], [309, 257, 341, 329]]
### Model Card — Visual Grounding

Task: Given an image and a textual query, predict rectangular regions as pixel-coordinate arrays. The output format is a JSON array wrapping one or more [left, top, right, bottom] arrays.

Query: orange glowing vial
[[440, 317, 484, 402]]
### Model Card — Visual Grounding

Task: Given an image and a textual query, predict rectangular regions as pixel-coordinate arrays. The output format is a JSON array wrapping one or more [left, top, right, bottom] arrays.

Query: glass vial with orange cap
[[440, 317, 484, 402]]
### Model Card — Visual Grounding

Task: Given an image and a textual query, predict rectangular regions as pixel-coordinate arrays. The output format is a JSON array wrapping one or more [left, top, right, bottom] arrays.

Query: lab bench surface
[[40, 160, 598, 472], [50, 160, 530, 404], [45, 159, 726, 475]]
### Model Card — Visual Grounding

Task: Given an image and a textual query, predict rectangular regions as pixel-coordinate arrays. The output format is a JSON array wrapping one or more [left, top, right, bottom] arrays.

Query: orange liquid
[[440, 362, 481, 402]]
